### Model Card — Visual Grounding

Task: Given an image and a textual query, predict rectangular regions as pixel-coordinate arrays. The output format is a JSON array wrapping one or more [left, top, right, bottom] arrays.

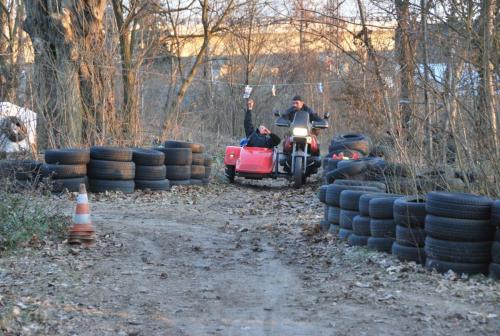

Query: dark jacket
[[244, 109, 281, 148], [284, 104, 322, 123]]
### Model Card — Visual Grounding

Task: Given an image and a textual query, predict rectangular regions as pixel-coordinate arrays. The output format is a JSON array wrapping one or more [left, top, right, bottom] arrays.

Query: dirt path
[[1, 179, 499, 335]]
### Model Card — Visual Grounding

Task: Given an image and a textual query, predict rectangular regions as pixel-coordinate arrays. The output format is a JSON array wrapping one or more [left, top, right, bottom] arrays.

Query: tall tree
[[162, 0, 236, 133], [0, 0, 24, 102], [24, 0, 115, 148]]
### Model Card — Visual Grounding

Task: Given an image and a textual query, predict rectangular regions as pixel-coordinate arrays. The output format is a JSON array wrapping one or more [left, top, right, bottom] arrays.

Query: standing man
[[244, 99, 280, 149]]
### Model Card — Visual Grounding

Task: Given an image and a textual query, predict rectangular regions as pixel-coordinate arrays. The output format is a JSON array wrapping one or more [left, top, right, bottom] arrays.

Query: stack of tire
[[324, 134, 371, 183], [351, 192, 388, 247], [341, 189, 382, 246], [490, 201, 500, 279], [88, 147, 135, 193], [424, 192, 494, 275], [41, 149, 90, 192], [132, 149, 170, 191], [158, 141, 192, 186], [325, 180, 384, 238], [328, 134, 372, 158], [203, 155, 213, 185], [367, 194, 402, 253], [392, 196, 427, 264], [317, 185, 330, 231], [189, 143, 206, 185]]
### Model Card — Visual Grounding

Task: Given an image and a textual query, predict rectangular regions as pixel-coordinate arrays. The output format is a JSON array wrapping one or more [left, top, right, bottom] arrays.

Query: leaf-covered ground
[[1, 177, 499, 335]]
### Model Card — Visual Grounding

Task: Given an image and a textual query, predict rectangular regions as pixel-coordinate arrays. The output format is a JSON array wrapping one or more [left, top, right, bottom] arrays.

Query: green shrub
[[0, 190, 68, 250]]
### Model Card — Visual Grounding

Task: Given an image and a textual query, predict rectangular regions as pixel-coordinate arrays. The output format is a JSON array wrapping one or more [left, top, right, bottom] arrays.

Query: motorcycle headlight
[[292, 127, 308, 137]]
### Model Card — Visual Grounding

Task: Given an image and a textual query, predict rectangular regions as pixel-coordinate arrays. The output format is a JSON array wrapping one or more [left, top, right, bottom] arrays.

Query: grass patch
[[0, 189, 68, 250]]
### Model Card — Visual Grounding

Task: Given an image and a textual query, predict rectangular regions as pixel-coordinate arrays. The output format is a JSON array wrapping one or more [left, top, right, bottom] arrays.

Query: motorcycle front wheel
[[293, 157, 304, 188]]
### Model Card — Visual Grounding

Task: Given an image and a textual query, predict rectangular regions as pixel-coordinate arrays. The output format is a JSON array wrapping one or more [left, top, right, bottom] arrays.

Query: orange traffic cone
[[68, 184, 96, 247]]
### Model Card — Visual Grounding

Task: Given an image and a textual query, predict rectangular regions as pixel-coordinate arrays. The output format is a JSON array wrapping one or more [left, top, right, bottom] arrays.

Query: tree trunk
[[479, 0, 498, 155], [111, 0, 140, 140], [23, 0, 114, 148], [395, 0, 416, 131]]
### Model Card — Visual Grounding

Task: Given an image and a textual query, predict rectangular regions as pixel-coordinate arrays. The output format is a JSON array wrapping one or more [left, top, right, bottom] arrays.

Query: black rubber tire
[[491, 200, 500, 227], [367, 237, 394, 253], [396, 225, 426, 247], [489, 263, 500, 279], [44, 149, 90, 164], [170, 179, 191, 186], [338, 228, 352, 240], [41, 163, 87, 178], [190, 179, 204, 185], [89, 179, 135, 193], [318, 185, 328, 203], [88, 160, 135, 180], [204, 155, 213, 166], [159, 148, 192, 166], [359, 193, 391, 216], [326, 164, 368, 182], [50, 177, 89, 193], [348, 234, 369, 246], [369, 196, 401, 219], [164, 140, 205, 153], [320, 220, 331, 232], [293, 156, 304, 189], [191, 153, 205, 165], [392, 242, 426, 264], [370, 218, 396, 238], [329, 224, 340, 235], [132, 148, 165, 166], [327, 159, 341, 172], [340, 190, 376, 211], [426, 192, 493, 220], [336, 160, 368, 175], [135, 179, 170, 191], [90, 146, 133, 161], [225, 165, 235, 183], [202, 178, 210, 185], [491, 242, 500, 263], [325, 184, 379, 207], [327, 206, 341, 224], [352, 215, 371, 236], [424, 237, 492, 263], [426, 258, 489, 275], [393, 196, 427, 228], [165, 165, 191, 180], [339, 209, 358, 229], [329, 134, 372, 155], [334, 179, 386, 191], [135, 165, 167, 180], [191, 165, 205, 179], [424, 215, 494, 242]]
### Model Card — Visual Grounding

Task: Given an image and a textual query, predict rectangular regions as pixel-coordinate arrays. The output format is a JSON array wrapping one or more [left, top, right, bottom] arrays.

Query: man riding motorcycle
[[282, 95, 323, 124], [281, 95, 322, 163]]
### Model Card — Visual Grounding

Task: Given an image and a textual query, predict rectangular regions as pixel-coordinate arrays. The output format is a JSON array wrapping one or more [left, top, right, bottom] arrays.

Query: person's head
[[258, 125, 271, 135], [292, 95, 304, 111]]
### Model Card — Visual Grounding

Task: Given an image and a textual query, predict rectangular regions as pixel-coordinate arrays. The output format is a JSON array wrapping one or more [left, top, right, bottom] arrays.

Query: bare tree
[[24, 0, 116, 148], [0, 0, 24, 102], [162, 0, 236, 133]]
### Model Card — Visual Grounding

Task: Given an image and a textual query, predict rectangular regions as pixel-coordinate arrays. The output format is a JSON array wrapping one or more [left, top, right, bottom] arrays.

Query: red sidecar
[[224, 146, 277, 182]]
